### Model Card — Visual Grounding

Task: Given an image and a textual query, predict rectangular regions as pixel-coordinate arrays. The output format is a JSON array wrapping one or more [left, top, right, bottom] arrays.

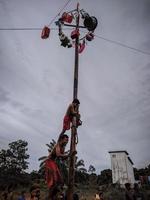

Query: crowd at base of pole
[[0, 181, 147, 200]]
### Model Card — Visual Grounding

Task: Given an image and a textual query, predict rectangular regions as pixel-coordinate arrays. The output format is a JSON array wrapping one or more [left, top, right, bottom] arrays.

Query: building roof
[[128, 156, 134, 165], [108, 150, 134, 165], [108, 150, 129, 155]]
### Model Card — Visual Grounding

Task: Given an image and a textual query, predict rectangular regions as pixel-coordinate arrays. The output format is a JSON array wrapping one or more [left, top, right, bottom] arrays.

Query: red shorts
[[45, 159, 62, 188], [63, 115, 72, 131]]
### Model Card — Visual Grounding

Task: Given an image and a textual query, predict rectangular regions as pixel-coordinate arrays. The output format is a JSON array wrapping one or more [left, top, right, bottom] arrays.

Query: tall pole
[[73, 3, 79, 100], [67, 3, 80, 200]]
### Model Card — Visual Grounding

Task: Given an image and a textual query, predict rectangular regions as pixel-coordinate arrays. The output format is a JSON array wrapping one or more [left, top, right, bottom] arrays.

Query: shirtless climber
[[60, 98, 82, 137]]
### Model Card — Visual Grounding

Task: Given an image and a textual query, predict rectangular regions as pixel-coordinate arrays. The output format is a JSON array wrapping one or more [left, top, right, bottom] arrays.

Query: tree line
[[0, 139, 149, 189]]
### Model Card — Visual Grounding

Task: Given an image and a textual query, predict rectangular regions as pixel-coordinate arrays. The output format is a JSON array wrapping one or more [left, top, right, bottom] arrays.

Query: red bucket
[[71, 29, 80, 39], [41, 26, 50, 39], [78, 41, 85, 53], [86, 33, 94, 41], [62, 12, 73, 23]]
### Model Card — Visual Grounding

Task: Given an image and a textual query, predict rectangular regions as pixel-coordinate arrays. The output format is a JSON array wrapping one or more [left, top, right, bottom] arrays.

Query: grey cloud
[[0, 87, 10, 104], [141, 40, 150, 52], [143, 0, 150, 20]]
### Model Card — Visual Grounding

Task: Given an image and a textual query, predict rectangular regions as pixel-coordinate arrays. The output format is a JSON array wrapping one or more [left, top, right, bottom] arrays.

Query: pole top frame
[[54, 3, 98, 50]]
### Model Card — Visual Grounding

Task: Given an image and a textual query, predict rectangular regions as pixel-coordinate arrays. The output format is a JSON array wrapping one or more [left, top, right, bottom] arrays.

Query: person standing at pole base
[[60, 98, 82, 137], [125, 183, 134, 200], [45, 134, 69, 200]]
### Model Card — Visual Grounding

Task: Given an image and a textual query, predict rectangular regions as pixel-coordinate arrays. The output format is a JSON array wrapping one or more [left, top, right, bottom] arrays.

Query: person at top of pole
[[60, 98, 82, 137]]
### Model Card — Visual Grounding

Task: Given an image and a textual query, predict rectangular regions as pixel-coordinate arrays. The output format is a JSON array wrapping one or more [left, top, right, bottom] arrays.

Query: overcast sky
[[0, 0, 150, 173]]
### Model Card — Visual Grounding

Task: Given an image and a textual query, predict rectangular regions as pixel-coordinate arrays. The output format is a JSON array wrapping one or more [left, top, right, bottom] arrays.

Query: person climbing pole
[[60, 98, 82, 137], [45, 134, 70, 200]]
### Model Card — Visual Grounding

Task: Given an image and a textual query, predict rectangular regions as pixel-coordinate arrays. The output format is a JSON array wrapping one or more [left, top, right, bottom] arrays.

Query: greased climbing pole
[[41, 3, 98, 199], [67, 4, 79, 199]]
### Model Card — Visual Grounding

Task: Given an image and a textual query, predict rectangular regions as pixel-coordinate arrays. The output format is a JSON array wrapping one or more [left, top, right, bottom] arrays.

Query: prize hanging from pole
[[41, 6, 98, 54]]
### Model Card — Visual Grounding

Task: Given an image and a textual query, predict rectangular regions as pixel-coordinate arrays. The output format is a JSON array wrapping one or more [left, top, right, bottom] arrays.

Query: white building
[[109, 151, 135, 186]]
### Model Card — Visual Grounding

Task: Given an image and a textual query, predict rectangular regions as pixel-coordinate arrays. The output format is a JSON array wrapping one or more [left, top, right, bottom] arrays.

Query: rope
[[47, 0, 72, 27], [0, 29, 149, 56], [76, 132, 78, 144], [80, 30, 150, 56], [0, 27, 73, 31], [94, 34, 150, 56]]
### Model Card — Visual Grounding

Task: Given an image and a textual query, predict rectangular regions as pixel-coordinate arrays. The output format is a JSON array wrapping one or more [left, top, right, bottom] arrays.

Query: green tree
[[88, 165, 96, 174], [75, 157, 86, 172], [0, 139, 30, 187], [87, 165, 97, 187], [30, 170, 41, 181], [0, 140, 29, 175], [134, 164, 150, 181], [38, 139, 56, 178], [97, 169, 112, 185], [75, 157, 88, 184]]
